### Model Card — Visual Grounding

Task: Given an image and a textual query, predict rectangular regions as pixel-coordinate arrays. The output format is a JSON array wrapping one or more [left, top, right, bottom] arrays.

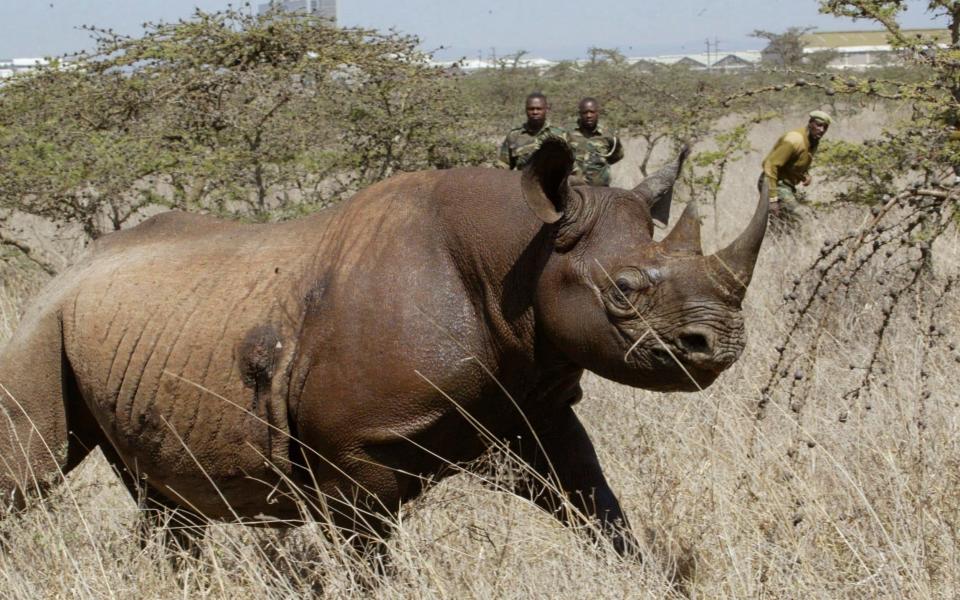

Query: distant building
[[713, 53, 756, 70], [258, 0, 337, 25], [0, 57, 58, 80], [673, 56, 707, 69], [798, 28, 950, 70], [431, 51, 761, 73], [630, 51, 761, 71], [430, 56, 559, 72]]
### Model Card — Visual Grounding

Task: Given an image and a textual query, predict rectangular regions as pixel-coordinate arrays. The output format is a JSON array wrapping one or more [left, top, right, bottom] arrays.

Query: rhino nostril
[[678, 332, 711, 355]]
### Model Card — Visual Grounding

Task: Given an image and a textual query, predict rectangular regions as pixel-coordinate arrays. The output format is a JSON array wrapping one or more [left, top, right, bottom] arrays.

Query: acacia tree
[[752, 26, 816, 66], [0, 7, 478, 255]]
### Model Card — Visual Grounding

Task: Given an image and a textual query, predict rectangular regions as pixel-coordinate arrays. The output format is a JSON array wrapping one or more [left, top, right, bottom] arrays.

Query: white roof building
[[797, 28, 950, 70], [629, 51, 761, 70], [0, 57, 50, 79], [432, 50, 762, 73]]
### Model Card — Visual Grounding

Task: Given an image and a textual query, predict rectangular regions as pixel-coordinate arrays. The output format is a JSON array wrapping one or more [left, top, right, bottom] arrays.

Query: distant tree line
[[0, 3, 954, 275], [0, 7, 484, 244]]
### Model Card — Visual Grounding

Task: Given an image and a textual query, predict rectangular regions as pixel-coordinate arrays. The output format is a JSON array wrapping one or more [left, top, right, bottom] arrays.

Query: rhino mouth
[[649, 344, 723, 389], [650, 342, 741, 372], [619, 327, 730, 391]]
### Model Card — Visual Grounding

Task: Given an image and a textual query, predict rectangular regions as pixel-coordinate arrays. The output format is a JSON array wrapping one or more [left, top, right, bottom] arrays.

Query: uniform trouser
[[758, 174, 801, 230]]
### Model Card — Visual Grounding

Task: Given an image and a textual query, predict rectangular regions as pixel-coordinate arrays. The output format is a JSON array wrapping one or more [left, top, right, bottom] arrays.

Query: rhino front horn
[[633, 144, 690, 226], [712, 178, 770, 299]]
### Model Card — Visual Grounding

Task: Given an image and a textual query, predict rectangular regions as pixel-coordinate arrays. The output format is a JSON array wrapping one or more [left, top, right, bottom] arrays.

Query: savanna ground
[[1, 107, 959, 599]]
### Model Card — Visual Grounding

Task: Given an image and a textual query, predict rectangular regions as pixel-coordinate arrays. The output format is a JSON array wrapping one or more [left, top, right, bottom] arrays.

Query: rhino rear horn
[[522, 137, 575, 224], [712, 177, 770, 299], [661, 199, 702, 255], [634, 144, 690, 226]]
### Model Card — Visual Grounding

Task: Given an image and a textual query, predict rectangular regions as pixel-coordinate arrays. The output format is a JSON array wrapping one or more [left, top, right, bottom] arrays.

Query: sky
[[0, 0, 949, 60]]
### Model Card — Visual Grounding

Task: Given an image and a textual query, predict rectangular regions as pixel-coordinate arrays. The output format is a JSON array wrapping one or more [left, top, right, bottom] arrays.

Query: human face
[[808, 119, 829, 141], [526, 97, 547, 128], [579, 101, 599, 130]]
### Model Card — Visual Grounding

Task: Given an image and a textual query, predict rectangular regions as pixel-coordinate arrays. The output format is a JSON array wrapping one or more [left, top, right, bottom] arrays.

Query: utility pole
[[705, 37, 721, 70]]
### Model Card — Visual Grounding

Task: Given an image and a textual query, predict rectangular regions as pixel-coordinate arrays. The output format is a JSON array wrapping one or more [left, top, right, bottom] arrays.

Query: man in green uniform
[[499, 92, 568, 170], [568, 97, 624, 186], [760, 110, 831, 224]]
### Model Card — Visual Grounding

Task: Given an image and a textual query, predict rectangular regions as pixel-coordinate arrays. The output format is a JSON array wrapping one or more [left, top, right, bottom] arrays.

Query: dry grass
[[2, 108, 959, 598]]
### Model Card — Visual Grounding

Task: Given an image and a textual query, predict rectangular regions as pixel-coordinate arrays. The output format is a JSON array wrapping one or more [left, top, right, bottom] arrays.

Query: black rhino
[[0, 140, 766, 564]]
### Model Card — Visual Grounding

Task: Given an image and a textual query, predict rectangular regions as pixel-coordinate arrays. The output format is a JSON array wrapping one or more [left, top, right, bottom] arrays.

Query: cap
[[809, 110, 832, 125]]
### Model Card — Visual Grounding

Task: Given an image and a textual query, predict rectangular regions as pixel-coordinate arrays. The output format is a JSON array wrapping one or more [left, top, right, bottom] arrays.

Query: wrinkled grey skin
[[0, 139, 766, 569]]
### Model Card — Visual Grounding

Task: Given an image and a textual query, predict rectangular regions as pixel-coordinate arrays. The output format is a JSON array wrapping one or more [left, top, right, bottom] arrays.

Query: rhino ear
[[521, 137, 575, 224], [634, 144, 690, 226]]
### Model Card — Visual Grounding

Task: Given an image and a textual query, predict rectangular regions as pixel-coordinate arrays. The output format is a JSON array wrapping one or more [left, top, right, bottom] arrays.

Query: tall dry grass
[[1, 108, 959, 598]]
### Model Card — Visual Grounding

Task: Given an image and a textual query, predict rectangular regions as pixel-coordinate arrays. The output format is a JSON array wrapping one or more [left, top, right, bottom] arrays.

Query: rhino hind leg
[[0, 307, 94, 517]]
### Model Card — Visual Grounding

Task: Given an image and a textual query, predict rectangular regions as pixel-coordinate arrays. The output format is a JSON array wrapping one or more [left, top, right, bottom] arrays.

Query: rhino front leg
[[505, 404, 639, 557]]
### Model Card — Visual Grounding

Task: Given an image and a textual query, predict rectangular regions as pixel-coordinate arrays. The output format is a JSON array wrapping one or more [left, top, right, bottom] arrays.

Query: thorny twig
[[753, 186, 958, 443]]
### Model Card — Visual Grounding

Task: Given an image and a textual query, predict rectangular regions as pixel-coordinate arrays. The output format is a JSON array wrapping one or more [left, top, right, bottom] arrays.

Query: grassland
[[1, 109, 958, 599]]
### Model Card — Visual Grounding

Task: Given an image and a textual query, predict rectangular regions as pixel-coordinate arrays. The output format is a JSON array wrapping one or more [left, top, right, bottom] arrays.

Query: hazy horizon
[[0, 0, 949, 60]]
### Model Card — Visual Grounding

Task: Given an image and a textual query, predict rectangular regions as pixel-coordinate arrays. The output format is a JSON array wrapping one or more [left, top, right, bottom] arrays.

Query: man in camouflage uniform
[[499, 92, 568, 170], [760, 110, 831, 227], [568, 97, 624, 186]]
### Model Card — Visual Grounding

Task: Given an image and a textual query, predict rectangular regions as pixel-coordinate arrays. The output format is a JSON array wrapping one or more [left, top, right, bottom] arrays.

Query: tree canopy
[[0, 7, 482, 242]]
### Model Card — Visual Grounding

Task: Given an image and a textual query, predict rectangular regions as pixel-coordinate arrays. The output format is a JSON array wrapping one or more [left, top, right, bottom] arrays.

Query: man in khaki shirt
[[760, 110, 831, 222]]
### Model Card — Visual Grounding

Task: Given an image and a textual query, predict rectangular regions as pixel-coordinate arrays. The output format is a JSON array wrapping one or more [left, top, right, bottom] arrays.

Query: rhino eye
[[611, 270, 648, 298]]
